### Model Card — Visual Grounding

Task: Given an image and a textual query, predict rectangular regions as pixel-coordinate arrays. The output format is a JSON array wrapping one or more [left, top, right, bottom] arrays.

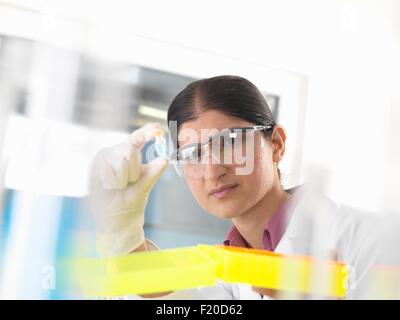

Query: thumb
[[127, 123, 164, 151], [138, 158, 169, 192]]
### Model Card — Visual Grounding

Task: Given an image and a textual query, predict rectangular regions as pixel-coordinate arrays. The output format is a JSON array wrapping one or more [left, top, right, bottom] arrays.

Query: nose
[[203, 162, 228, 181]]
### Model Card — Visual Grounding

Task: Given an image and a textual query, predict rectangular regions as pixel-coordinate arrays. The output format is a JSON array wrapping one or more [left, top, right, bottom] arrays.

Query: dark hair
[[167, 75, 276, 146]]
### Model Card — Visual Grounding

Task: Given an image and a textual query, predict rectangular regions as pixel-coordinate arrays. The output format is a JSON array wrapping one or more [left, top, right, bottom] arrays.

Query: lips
[[209, 183, 238, 199]]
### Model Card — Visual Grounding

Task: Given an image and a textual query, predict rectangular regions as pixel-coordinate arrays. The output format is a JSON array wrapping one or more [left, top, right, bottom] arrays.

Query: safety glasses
[[171, 125, 273, 179]]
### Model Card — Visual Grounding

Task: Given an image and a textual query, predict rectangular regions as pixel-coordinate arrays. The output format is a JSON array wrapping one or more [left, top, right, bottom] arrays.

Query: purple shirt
[[223, 188, 301, 251]]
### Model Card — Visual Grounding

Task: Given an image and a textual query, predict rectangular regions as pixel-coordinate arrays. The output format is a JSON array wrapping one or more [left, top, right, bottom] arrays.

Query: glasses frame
[[170, 124, 274, 177]]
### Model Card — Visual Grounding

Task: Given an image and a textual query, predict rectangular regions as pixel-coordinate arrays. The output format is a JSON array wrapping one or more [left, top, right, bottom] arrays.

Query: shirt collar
[[223, 225, 249, 247], [223, 186, 302, 250]]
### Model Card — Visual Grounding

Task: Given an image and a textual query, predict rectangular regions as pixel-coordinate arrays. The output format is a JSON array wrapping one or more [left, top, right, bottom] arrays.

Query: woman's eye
[[225, 132, 242, 147], [192, 148, 201, 159], [226, 137, 236, 146], [227, 135, 242, 147], [185, 146, 201, 161]]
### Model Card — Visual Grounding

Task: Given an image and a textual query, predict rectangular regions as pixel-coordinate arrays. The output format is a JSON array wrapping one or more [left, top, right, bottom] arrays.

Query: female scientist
[[91, 75, 381, 299]]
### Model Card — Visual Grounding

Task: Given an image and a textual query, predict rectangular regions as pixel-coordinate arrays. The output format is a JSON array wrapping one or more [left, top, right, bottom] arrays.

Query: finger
[[94, 123, 165, 190], [98, 147, 130, 190], [127, 123, 165, 150], [118, 140, 142, 184], [126, 123, 165, 183], [138, 158, 168, 192]]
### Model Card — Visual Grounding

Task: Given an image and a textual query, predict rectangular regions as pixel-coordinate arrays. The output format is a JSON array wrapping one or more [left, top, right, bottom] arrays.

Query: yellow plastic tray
[[70, 245, 349, 298], [206, 245, 349, 298], [72, 246, 218, 297]]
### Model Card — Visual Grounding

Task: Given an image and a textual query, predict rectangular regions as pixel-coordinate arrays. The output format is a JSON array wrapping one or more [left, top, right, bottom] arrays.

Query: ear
[[271, 126, 286, 163]]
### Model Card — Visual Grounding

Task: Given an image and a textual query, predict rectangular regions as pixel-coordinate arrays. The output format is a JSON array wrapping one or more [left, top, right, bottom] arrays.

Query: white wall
[[129, 0, 398, 211], [120, 0, 398, 212], [1, 0, 399, 211]]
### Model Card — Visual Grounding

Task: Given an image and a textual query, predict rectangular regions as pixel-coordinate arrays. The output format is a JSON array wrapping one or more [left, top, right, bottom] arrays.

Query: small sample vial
[[154, 131, 168, 159]]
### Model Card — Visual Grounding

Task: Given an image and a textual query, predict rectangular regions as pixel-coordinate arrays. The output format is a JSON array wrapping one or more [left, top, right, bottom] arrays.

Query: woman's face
[[178, 109, 282, 220]]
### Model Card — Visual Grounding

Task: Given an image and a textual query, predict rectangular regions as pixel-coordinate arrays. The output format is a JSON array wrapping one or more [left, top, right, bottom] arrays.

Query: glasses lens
[[180, 144, 202, 163], [173, 128, 258, 179]]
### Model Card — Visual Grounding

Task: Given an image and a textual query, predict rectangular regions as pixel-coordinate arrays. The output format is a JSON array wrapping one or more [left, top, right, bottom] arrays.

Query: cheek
[[238, 145, 275, 203], [253, 147, 275, 185]]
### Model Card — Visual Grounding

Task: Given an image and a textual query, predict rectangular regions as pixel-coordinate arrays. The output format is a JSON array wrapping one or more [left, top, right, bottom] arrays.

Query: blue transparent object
[[154, 133, 167, 159]]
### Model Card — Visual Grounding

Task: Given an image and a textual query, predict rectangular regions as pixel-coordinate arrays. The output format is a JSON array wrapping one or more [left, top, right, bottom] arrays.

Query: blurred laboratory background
[[0, 0, 399, 299]]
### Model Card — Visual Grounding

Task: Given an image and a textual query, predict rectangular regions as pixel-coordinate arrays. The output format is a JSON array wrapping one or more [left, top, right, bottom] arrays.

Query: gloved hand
[[90, 123, 168, 257]]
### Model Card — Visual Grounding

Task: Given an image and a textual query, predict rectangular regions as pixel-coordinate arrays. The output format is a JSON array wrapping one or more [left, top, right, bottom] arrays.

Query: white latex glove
[[90, 123, 168, 257]]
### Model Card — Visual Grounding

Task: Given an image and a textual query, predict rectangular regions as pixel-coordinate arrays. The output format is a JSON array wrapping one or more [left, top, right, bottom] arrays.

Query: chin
[[210, 205, 241, 220]]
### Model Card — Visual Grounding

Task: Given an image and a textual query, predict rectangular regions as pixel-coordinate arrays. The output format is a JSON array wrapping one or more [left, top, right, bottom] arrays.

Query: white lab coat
[[130, 192, 382, 300]]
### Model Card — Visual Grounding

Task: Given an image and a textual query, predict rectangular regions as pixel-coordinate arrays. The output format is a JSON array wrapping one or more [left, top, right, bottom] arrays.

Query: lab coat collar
[[275, 189, 336, 255]]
